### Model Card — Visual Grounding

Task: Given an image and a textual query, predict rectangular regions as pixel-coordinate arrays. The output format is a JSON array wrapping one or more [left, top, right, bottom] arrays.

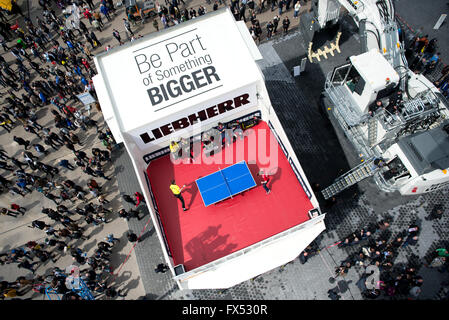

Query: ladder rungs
[[321, 158, 380, 199]]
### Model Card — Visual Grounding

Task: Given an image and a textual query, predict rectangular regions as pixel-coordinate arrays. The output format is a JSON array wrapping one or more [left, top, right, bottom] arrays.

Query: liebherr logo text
[[139, 93, 250, 144]]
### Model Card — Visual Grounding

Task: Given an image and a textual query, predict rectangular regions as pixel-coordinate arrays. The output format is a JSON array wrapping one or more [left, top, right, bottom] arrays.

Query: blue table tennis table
[[196, 160, 257, 207]]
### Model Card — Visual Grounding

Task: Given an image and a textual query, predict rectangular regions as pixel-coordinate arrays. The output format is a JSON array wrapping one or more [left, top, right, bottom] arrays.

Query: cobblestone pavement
[[1, 0, 448, 300], [113, 1, 449, 300]]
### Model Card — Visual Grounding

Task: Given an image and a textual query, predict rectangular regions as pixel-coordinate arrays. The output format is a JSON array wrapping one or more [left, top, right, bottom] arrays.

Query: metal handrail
[[373, 170, 401, 192], [326, 87, 374, 157]]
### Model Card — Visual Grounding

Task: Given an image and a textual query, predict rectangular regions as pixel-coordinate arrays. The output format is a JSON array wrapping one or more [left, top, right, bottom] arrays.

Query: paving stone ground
[[1, 0, 448, 301]]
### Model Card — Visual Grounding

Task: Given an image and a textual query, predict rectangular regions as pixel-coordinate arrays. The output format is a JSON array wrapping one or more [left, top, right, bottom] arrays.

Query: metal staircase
[[368, 117, 378, 147], [401, 96, 426, 120], [321, 158, 379, 200]]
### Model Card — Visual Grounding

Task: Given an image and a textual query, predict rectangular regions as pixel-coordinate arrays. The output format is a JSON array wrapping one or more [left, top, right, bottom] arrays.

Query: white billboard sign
[[94, 9, 260, 133]]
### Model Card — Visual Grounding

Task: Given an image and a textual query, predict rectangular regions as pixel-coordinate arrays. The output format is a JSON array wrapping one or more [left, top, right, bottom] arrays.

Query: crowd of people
[[0, 0, 157, 300], [299, 216, 449, 300], [335, 219, 422, 298], [228, 0, 297, 43], [407, 34, 449, 99], [131, 0, 305, 45]]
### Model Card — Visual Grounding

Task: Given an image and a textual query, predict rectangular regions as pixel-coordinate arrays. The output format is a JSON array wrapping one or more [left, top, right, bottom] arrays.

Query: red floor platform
[[146, 121, 313, 271]]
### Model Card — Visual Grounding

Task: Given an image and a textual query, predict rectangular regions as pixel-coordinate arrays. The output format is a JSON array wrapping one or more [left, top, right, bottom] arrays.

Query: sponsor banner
[[130, 84, 258, 149], [142, 111, 262, 164]]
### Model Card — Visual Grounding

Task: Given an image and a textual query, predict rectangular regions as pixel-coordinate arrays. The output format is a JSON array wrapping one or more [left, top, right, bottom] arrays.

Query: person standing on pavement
[[0, 113, 13, 132], [278, 0, 284, 15], [85, 0, 95, 10], [293, 0, 301, 19], [16, 178, 32, 194], [83, 7, 94, 25], [64, 140, 76, 153], [83, 33, 95, 49], [127, 231, 139, 243], [0, 160, 14, 171], [112, 29, 122, 45], [81, 58, 91, 73], [10, 203, 26, 215], [127, 209, 142, 221], [17, 259, 38, 274], [59, 159, 75, 171], [49, 130, 65, 147], [153, 18, 159, 31], [75, 150, 89, 163], [13, 136, 30, 149], [100, 4, 112, 21], [44, 135, 59, 150], [0, 149, 10, 161], [93, 10, 104, 28], [266, 20, 274, 39], [92, 18, 102, 32], [90, 30, 101, 47], [282, 16, 290, 35], [118, 208, 130, 221], [94, 165, 110, 180], [44, 190, 60, 205], [29, 219, 50, 230], [97, 194, 109, 205], [68, 131, 82, 146], [135, 191, 145, 207], [33, 144, 49, 156], [88, 179, 102, 192], [83, 164, 98, 177], [122, 194, 136, 206], [24, 124, 41, 139], [123, 18, 134, 37], [0, 37, 8, 52], [425, 205, 444, 220], [1, 207, 19, 218], [272, 14, 280, 34]]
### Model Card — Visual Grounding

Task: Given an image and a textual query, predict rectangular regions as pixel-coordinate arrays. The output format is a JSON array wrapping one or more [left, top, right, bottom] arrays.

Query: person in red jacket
[[135, 192, 145, 207], [81, 58, 90, 71], [83, 8, 93, 24], [257, 170, 271, 194]]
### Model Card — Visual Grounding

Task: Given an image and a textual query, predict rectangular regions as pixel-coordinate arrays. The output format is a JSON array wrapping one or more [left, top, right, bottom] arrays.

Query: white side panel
[[236, 21, 263, 61], [93, 8, 261, 133], [92, 74, 124, 143], [178, 216, 326, 289]]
